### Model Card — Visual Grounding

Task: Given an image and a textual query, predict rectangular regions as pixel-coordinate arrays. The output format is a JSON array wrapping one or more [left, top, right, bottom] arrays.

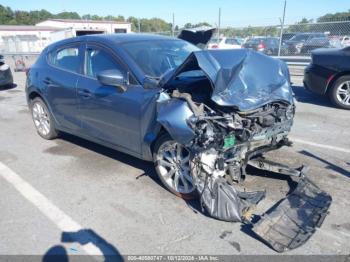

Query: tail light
[[211, 45, 219, 49], [326, 74, 335, 87], [258, 43, 266, 51]]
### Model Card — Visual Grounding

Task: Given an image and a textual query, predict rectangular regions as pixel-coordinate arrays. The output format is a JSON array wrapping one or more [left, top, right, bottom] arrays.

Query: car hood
[[285, 40, 301, 45], [162, 49, 293, 111], [178, 26, 216, 48]]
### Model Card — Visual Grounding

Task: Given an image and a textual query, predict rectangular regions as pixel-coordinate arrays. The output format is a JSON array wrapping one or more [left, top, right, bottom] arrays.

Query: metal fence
[[153, 20, 350, 57], [1, 20, 350, 58]]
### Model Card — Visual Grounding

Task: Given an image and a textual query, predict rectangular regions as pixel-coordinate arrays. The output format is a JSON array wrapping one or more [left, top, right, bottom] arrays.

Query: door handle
[[43, 77, 59, 88], [43, 77, 53, 85], [78, 89, 92, 98]]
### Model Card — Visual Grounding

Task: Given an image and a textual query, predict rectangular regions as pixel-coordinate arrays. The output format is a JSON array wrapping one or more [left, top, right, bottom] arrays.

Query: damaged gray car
[[26, 32, 331, 253]]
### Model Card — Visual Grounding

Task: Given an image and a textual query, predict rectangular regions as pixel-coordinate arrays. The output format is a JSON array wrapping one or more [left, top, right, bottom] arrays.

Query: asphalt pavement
[[0, 60, 349, 259]]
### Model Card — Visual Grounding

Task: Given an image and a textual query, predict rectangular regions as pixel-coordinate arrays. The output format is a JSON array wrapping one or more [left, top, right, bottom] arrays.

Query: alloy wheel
[[32, 102, 51, 136], [336, 80, 350, 106], [155, 140, 195, 194]]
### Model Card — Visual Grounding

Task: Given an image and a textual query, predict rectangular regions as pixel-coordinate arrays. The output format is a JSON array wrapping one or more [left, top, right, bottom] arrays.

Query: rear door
[[45, 43, 83, 132], [76, 43, 144, 154]]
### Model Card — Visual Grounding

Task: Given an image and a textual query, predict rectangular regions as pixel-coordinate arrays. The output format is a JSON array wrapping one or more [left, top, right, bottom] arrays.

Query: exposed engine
[[171, 89, 295, 184]]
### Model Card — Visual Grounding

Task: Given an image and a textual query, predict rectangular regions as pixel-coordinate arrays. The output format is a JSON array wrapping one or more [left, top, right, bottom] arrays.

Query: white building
[[0, 25, 59, 53], [36, 19, 131, 35], [0, 19, 131, 53]]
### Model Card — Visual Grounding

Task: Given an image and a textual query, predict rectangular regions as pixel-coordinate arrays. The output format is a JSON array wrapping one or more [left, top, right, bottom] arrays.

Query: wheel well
[[150, 126, 167, 153], [28, 91, 42, 101], [326, 71, 350, 94]]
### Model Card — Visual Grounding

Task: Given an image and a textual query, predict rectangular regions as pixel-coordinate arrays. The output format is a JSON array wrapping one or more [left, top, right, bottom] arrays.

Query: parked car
[[0, 54, 14, 87], [281, 33, 297, 43], [284, 33, 328, 55], [300, 37, 331, 54], [304, 46, 350, 109], [207, 37, 241, 49], [340, 35, 350, 47], [243, 37, 280, 55]]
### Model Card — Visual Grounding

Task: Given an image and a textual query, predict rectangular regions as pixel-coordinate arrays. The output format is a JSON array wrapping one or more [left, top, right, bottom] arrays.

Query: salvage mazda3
[[26, 33, 331, 252]]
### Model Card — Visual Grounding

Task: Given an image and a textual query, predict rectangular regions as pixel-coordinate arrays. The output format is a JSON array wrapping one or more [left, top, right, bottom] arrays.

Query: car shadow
[[292, 85, 335, 108], [299, 150, 350, 178], [58, 133, 166, 189], [43, 229, 123, 262], [0, 83, 17, 91]]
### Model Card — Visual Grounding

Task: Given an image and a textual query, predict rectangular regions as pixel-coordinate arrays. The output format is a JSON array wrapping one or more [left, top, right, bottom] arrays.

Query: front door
[[77, 44, 144, 154]]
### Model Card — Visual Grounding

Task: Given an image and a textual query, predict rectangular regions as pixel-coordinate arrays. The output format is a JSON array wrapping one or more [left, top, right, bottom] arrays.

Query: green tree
[[317, 10, 350, 22], [55, 12, 80, 20], [0, 5, 14, 24]]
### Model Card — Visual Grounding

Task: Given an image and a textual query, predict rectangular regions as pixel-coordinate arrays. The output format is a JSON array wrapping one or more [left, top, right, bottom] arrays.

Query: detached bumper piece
[[252, 177, 332, 253], [197, 176, 266, 223]]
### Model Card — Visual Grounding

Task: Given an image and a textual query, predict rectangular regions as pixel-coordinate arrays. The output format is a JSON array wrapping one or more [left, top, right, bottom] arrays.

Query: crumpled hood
[[164, 49, 293, 111]]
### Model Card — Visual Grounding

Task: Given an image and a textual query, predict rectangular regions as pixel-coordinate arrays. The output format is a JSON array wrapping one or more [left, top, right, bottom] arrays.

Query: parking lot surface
[[0, 59, 349, 258]]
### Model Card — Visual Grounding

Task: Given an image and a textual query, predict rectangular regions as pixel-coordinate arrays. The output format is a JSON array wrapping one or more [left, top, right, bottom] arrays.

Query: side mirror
[[97, 69, 127, 93]]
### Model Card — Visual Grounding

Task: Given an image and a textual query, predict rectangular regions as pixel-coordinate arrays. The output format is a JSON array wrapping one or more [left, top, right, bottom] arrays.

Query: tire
[[30, 97, 58, 139], [328, 75, 350, 110], [153, 133, 197, 199]]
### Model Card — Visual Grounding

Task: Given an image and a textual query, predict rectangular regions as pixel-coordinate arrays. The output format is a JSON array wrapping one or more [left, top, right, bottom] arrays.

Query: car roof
[[50, 33, 179, 48], [295, 32, 324, 35]]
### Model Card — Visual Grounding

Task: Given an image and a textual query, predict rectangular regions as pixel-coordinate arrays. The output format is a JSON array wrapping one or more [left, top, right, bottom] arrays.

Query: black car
[[300, 37, 330, 54], [285, 33, 328, 55], [243, 37, 280, 55], [0, 54, 13, 87], [282, 33, 297, 43], [304, 47, 350, 109]]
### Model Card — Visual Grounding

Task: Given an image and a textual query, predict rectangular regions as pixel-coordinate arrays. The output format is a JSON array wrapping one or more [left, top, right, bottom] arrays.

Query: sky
[[1, 0, 349, 27]]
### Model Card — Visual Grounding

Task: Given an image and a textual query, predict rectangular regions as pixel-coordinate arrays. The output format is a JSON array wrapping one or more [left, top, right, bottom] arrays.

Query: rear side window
[[48, 46, 80, 73]]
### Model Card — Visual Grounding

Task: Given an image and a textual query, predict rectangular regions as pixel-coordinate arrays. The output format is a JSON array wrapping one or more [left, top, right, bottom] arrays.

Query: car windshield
[[209, 38, 222, 44], [290, 34, 310, 41], [247, 38, 264, 44], [121, 39, 200, 79]]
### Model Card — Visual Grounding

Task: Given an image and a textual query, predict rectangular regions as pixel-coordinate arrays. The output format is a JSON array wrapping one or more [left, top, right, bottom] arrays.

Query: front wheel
[[328, 76, 350, 110], [30, 97, 58, 139], [153, 133, 196, 199]]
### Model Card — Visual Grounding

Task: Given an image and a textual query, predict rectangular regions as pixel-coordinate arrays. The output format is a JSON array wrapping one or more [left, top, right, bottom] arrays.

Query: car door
[[76, 43, 143, 154], [45, 43, 83, 132]]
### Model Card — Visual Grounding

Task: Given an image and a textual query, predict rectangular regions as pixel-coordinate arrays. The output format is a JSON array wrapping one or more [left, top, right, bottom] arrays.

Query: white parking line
[[0, 161, 102, 256], [291, 137, 350, 154]]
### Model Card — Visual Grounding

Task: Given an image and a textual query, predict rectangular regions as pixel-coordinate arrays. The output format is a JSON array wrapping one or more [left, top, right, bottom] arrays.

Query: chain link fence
[[152, 20, 350, 57], [1, 20, 350, 58]]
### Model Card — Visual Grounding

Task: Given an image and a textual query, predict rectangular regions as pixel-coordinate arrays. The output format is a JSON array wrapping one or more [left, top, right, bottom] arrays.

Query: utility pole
[[278, 0, 287, 56], [218, 7, 221, 39], [172, 13, 175, 37]]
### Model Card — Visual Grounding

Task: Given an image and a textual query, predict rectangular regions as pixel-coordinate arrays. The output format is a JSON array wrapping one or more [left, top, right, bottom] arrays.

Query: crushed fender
[[252, 176, 332, 253]]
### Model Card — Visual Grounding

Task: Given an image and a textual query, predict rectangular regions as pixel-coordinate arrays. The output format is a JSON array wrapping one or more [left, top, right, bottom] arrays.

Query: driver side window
[[85, 47, 123, 78]]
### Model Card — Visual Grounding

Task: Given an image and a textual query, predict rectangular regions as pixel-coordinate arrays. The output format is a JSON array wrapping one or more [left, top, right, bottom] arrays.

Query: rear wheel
[[30, 97, 58, 139], [153, 133, 196, 199], [329, 76, 350, 110]]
